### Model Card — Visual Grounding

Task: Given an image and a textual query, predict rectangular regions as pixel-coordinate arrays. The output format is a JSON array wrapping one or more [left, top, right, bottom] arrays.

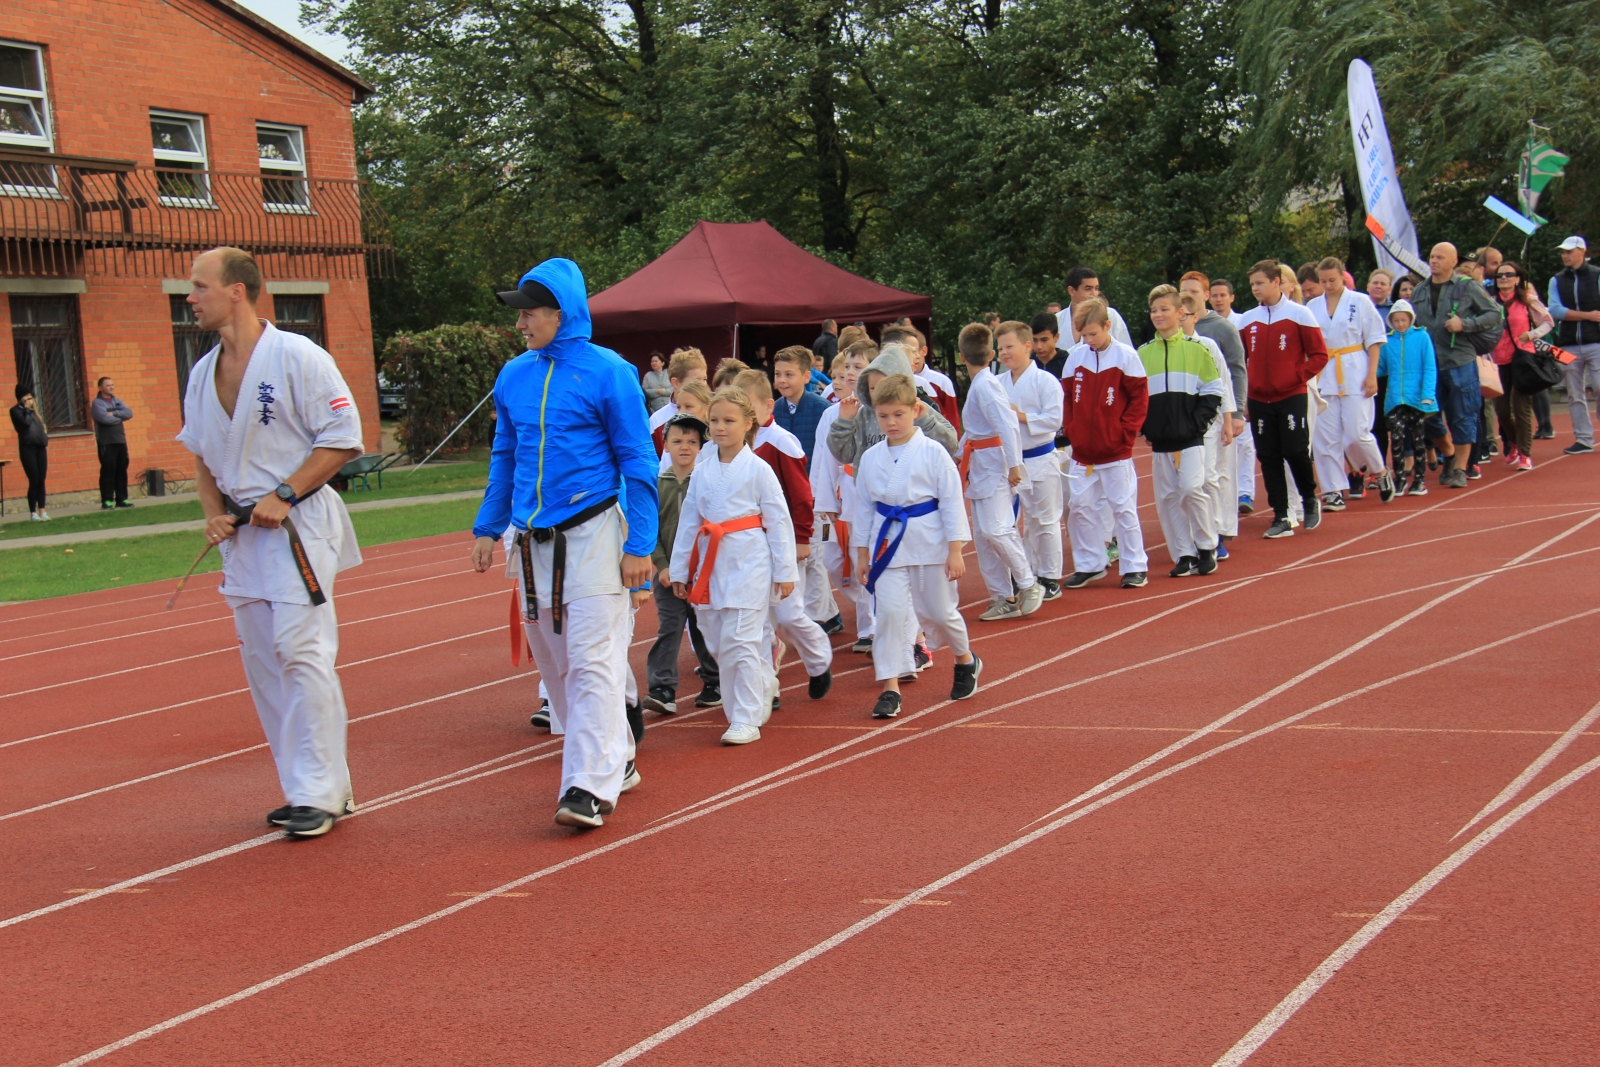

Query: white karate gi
[[849, 430, 972, 682], [754, 422, 833, 679], [999, 360, 1065, 580], [669, 446, 797, 728], [810, 404, 873, 640], [962, 367, 1036, 601], [1311, 289, 1388, 493], [1192, 331, 1239, 543], [176, 323, 363, 815]]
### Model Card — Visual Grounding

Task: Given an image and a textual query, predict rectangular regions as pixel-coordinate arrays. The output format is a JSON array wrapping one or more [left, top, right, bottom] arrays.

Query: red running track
[[3, 439, 1599, 1067]]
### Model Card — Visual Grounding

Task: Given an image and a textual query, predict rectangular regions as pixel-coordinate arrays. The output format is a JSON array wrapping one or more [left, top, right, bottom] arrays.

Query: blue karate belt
[[866, 498, 940, 594], [1021, 441, 1056, 460]]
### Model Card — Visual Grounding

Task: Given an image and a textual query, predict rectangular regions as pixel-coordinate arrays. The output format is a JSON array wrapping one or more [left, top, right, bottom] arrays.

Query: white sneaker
[[30, 513, 41, 521], [39, 511, 50, 521], [761, 673, 778, 726], [721, 723, 761, 745], [1017, 581, 1045, 616], [979, 598, 1022, 621]]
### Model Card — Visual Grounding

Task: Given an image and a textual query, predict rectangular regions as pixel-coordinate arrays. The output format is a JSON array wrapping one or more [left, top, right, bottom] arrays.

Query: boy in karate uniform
[[1309, 255, 1396, 508], [1060, 299, 1151, 589], [1138, 285, 1225, 577], [770, 346, 840, 633], [849, 374, 981, 720], [995, 319, 1065, 599], [811, 344, 875, 652], [958, 322, 1042, 620], [1178, 293, 1239, 561]]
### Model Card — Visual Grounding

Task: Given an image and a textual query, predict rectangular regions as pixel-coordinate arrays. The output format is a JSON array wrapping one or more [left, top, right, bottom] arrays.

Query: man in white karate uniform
[[178, 247, 365, 839], [1309, 256, 1396, 508]]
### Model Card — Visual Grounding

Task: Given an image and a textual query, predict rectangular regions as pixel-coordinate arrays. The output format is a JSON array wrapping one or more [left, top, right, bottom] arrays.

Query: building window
[[150, 110, 210, 206], [275, 294, 325, 347], [257, 123, 309, 211], [0, 40, 54, 194], [11, 295, 85, 431], [171, 295, 219, 411]]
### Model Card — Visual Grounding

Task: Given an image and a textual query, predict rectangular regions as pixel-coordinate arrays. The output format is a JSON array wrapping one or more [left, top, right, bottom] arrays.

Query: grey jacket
[[826, 344, 958, 465], [91, 395, 134, 445], [1408, 275, 1500, 370], [1194, 310, 1246, 412]]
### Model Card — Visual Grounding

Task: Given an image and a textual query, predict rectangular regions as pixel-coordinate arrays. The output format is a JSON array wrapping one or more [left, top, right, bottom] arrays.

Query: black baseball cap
[[662, 412, 708, 440], [496, 278, 561, 310]]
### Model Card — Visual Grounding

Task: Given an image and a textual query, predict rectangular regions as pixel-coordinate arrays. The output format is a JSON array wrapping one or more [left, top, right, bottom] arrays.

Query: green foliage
[[378, 324, 521, 455]]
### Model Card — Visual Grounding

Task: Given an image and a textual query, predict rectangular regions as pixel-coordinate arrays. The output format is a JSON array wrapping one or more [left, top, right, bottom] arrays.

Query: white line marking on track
[[1450, 696, 1600, 840], [1211, 750, 1600, 1067]]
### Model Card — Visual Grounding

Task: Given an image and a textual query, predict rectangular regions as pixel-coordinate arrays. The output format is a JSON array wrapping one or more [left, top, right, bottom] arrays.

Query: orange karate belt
[[834, 463, 854, 581], [958, 435, 1001, 485], [686, 513, 765, 606]]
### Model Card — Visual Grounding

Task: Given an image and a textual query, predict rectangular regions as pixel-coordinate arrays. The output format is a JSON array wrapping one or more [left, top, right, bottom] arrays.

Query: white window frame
[[257, 122, 311, 213], [150, 109, 212, 209], [0, 40, 58, 198]]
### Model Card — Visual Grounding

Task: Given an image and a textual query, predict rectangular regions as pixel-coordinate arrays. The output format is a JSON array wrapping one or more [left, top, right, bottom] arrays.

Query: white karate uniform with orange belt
[[1310, 288, 1389, 494]]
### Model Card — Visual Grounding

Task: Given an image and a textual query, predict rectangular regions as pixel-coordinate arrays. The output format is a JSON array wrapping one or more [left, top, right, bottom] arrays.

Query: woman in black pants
[[9, 384, 50, 520]]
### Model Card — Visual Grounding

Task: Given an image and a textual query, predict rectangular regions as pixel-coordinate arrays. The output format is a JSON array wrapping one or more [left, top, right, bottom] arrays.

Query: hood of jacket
[[522, 258, 593, 358], [855, 344, 917, 406]]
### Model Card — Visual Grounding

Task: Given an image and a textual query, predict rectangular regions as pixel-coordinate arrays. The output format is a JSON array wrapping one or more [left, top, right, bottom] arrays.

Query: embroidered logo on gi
[[1104, 386, 1115, 406], [1277, 335, 1288, 350], [329, 396, 352, 414], [256, 382, 277, 425], [1072, 372, 1084, 403]]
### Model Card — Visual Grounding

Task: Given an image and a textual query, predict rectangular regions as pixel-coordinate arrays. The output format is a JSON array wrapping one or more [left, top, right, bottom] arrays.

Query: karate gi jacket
[[1310, 289, 1388, 397], [668, 445, 798, 611], [998, 359, 1065, 456], [960, 366, 1025, 500], [847, 429, 971, 564]]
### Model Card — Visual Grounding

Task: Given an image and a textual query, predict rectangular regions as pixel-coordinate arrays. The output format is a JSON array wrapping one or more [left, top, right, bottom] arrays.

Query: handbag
[[1510, 345, 1564, 395], [1476, 354, 1504, 398]]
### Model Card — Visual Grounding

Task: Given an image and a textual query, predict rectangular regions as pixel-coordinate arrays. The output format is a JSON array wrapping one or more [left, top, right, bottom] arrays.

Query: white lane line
[[0, 648, 236, 700], [593, 609, 1600, 1067], [0, 689, 251, 751], [1451, 697, 1600, 840], [1019, 508, 1600, 830], [1212, 750, 1600, 1067]]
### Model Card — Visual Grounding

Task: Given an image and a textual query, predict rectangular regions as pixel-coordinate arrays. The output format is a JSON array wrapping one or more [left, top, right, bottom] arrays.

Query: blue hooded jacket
[[1376, 326, 1438, 415], [472, 259, 658, 557]]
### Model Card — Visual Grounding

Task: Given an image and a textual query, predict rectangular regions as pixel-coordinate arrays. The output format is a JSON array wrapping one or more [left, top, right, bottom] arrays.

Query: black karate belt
[[515, 496, 617, 636], [223, 486, 327, 606]]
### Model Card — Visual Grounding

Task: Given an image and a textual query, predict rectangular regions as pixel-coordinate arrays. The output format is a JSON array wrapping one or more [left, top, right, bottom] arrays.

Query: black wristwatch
[[274, 482, 298, 506]]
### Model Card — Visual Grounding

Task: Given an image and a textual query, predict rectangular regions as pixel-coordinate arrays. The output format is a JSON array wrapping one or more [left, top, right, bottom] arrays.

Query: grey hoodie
[[826, 344, 958, 465], [1193, 310, 1246, 410]]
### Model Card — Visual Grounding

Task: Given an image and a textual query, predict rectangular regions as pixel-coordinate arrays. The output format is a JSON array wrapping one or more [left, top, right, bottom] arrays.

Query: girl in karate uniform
[[670, 387, 798, 745]]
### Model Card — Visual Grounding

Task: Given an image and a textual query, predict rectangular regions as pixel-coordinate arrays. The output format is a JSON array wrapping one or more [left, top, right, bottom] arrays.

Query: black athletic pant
[[1532, 389, 1553, 435], [98, 442, 129, 505], [1250, 394, 1318, 522], [20, 443, 47, 512], [1373, 377, 1389, 463]]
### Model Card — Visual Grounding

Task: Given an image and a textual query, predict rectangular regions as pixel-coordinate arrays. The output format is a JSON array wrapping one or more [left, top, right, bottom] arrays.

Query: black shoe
[[1376, 470, 1397, 503], [283, 806, 336, 838], [1348, 471, 1365, 497], [1196, 548, 1218, 576], [951, 654, 982, 700], [267, 804, 293, 827], [641, 687, 676, 715], [1120, 571, 1148, 588], [771, 693, 782, 711], [621, 760, 641, 793], [1564, 441, 1593, 455], [914, 643, 932, 671], [530, 700, 551, 730], [820, 613, 844, 635], [1064, 569, 1108, 589], [1169, 556, 1198, 578], [1535, 427, 1556, 440], [1406, 472, 1428, 496], [694, 686, 722, 708], [1303, 496, 1322, 530], [851, 636, 874, 654], [1039, 577, 1062, 600], [872, 691, 902, 719], [101, 503, 114, 511], [808, 669, 832, 699], [555, 787, 603, 828], [115, 501, 135, 509], [1264, 518, 1295, 538], [625, 702, 645, 744], [1465, 463, 1482, 480]]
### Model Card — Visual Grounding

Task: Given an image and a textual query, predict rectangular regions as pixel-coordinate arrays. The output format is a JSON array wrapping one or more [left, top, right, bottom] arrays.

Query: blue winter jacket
[[770, 389, 830, 472], [1376, 327, 1439, 414], [472, 259, 659, 557]]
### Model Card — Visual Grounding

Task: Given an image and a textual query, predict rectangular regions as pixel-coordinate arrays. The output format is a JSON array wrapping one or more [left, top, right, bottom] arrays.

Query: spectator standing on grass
[[1407, 242, 1500, 486], [1490, 260, 1554, 470], [641, 352, 672, 414], [10, 383, 49, 520], [1548, 236, 1600, 455], [91, 377, 135, 510], [812, 319, 838, 364]]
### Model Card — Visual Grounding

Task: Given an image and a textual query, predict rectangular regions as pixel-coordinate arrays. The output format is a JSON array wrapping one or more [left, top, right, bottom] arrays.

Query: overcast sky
[[236, 0, 352, 64]]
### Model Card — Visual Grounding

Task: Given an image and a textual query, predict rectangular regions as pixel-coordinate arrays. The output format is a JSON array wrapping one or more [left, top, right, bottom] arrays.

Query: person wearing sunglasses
[[1490, 261, 1555, 469]]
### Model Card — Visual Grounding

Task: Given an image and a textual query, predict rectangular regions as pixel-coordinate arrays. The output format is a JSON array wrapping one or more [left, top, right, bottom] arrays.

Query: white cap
[[1556, 235, 1587, 251], [1388, 298, 1415, 323]]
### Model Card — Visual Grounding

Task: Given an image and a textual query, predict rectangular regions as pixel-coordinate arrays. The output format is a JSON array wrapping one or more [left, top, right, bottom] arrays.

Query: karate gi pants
[[1234, 423, 1258, 503], [1312, 393, 1384, 493], [870, 564, 969, 682], [1066, 458, 1148, 575], [1016, 455, 1064, 580], [799, 549, 837, 624], [822, 538, 873, 639], [521, 592, 634, 805], [971, 490, 1036, 600], [700, 605, 776, 728], [1206, 424, 1239, 539], [1151, 446, 1217, 562], [767, 557, 834, 677], [234, 592, 352, 815]]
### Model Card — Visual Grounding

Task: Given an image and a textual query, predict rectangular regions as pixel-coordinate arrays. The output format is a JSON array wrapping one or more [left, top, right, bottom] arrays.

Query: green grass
[[0, 498, 480, 602]]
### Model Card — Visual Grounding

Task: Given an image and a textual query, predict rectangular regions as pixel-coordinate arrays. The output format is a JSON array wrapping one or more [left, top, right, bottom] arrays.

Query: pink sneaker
[[1503, 446, 1520, 466], [1517, 454, 1534, 471]]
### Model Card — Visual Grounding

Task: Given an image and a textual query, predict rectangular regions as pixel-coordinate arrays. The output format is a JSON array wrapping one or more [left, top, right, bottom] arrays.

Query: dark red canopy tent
[[588, 220, 932, 371]]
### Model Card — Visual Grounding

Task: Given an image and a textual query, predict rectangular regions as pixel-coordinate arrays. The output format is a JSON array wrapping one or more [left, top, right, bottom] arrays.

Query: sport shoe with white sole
[[979, 598, 1022, 621], [283, 806, 336, 838], [555, 787, 604, 828], [1063, 569, 1107, 589], [620, 760, 641, 793], [1120, 571, 1148, 588], [694, 686, 722, 708], [871, 692, 902, 719], [1039, 577, 1062, 600], [721, 723, 761, 745], [1017, 581, 1045, 616], [641, 688, 676, 715], [1303, 497, 1322, 530], [851, 636, 874, 654], [1320, 493, 1346, 511], [951, 655, 982, 700], [1377, 470, 1396, 503], [1169, 556, 1198, 578], [808, 669, 832, 699], [267, 805, 293, 827], [1195, 548, 1218, 575], [530, 700, 551, 730], [1264, 518, 1295, 538]]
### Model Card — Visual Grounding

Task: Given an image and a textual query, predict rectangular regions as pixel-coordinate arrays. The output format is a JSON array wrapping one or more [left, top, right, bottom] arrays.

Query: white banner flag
[[1348, 59, 1420, 277]]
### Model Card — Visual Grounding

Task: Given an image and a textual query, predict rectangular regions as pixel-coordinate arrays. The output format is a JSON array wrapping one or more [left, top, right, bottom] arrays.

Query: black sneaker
[[1195, 548, 1218, 576], [115, 501, 135, 509], [872, 691, 903, 719], [101, 503, 115, 511], [1169, 556, 1198, 578], [1465, 463, 1483, 480], [851, 636, 874, 654], [1347, 471, 1365, 498], [555, 787, 604, 828], [1446, 467, 1469, 489], [1064, 569, 1108, 589], [1376, 470, 1397, 504], [625, 702, 645, 744], [694, 686, 722, 708], [620, 760, 641, 793], [283, 806, 336, 838], [1406, 472, 1428, 496], [820, 613, 844, 635], [267, 805, 293, 827], [1039, 577, 1062, 600], [808, 669, 832, 700], [1534, 427, 1556, 440], [1303, 497, 1322, 530], [1564, 442, 1593, 455], [1120, 571, 1148, 588], [914, 643, 933, 671], [1264, 518, 1295, 538], [771, 693, 782, 711], [641, 687, 676, 715], [951, 654, 982, 700], [530, 700, 551, 730]]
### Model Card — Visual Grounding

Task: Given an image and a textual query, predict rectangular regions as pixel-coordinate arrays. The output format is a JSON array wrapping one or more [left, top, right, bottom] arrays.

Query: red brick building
[[1, 0, 391, 510]]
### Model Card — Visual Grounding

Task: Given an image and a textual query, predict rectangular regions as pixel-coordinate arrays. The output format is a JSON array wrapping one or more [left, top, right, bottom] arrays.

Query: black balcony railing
[[0, 150, 395, 279]]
